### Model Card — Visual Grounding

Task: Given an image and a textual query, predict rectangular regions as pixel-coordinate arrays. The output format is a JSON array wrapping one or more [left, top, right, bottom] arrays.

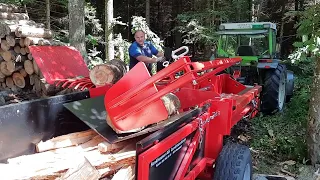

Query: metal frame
[[97, 56, 263, 179]]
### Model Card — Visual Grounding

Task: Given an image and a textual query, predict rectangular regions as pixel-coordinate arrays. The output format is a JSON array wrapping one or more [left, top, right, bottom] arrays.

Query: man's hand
[[155, 56, 165, 62]]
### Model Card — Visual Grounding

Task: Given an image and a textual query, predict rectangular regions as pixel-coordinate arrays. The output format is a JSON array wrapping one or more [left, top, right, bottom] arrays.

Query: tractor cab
[[216, 22, 278, 66]]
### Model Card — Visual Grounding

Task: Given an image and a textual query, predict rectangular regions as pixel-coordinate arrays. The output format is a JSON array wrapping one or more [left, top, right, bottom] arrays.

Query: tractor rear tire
[[213, 143, 252, 180], [261, 64, 287, 114]]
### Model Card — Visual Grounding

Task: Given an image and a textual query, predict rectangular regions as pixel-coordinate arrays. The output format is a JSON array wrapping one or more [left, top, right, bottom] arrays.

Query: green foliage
[[131, 16, 164, 52], [251, 74, 311, 163], [289, 3, 320, 63]]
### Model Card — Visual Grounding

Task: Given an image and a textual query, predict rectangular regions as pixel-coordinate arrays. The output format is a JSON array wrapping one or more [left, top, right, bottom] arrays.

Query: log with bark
[[89, 59, 127, 87], [2, 130, 137, 179]]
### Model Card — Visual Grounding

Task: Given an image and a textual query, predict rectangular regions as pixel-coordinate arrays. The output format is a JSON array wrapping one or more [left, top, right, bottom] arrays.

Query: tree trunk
[[105, 0, 114, 61], [307, 56, 320, 165], [68, 0, 87, 64], [46, 0, 50, 30], [146, 0, 150, 25]]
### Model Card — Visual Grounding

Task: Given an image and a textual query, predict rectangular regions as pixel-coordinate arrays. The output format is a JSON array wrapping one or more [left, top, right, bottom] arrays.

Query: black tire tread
[[213, 143, 252, 180], [261, 64, 287, 114]]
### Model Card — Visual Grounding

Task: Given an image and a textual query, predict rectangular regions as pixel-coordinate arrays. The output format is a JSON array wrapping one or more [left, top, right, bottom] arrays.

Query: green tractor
[[215, 22, 294, 114]]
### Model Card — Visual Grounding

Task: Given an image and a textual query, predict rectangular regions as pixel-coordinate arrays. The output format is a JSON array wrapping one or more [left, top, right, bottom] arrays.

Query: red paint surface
[[29, 46, 90, 84]]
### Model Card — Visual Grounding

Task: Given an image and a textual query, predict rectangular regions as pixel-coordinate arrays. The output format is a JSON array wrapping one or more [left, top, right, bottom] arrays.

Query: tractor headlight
[[219, 25, 225, 30]]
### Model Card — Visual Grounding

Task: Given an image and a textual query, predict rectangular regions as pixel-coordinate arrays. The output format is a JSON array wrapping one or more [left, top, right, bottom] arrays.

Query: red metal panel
[[29, 46, 90, 84], [137, 121, 198, 180]]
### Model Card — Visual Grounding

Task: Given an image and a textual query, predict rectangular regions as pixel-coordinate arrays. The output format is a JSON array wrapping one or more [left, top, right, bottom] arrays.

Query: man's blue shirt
[[129, 41, 158, 72]]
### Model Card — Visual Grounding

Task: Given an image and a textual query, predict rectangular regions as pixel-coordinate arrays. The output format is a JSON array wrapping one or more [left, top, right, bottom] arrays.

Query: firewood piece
[[111, 165, 135, 180], [0, 61, 11, 76], [0, 4, 18, 13], [90, 59, 127, 86], [0, 22, 10, 37], [19, 38, 25, 47], [20, 47, 26, 55], [5, 35, 15, 46], [14, 45, 20, 54], [0, 71, 5, 78], [0, 77, 4, 82], [7, 141, 136, 180], [33, 59, 39, 75], [98, 141, 127, 153], [15, 27, 52, 38], [36, 129, 97, 153], [29, 74, 35, 85], [24, 59, 34, 75], [12, 72, 25, 88], [1, 50, 12, 61], [57, 156, 100, 180], [24, 37, 46, 46], [27, 53, 32, 60], [5, 76, 13, 88], [106, 92, 181, 134], [1, 39, 10, 51], [19, 68, 27, 77], [0, 12, 29, 20], [6, 60, 15, 73], [25, 46, 30, 53]]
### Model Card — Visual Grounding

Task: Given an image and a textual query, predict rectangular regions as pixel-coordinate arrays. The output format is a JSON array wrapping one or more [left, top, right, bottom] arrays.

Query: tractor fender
[[286, 70, 294, 100], [257, 61, 279, 69]]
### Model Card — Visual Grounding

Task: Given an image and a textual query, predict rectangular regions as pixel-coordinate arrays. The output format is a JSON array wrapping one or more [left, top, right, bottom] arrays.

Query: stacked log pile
[[0, 3, 56, 99], [0, 129, 136, 180]]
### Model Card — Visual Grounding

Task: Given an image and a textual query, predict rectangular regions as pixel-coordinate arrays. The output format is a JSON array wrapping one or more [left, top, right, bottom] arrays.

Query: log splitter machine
[[61, 46, 262, 180], [0, 46, 261, 180]]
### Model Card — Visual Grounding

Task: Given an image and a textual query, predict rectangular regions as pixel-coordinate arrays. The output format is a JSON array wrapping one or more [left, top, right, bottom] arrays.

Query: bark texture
[[307, 56, 320, 165]]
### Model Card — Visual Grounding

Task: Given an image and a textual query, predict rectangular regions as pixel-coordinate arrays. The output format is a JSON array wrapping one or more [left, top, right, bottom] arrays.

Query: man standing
[[129, 30, 165, 74]]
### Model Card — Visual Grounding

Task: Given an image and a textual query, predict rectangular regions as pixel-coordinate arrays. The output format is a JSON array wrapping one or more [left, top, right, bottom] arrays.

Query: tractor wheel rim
[[278, 72, 286, 110], [243, 163, 251, 180]]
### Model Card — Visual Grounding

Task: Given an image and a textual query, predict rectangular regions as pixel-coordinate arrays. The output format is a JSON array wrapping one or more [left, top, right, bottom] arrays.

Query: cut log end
[[90, 59, 127, 87], [12, 72, 25, 88]]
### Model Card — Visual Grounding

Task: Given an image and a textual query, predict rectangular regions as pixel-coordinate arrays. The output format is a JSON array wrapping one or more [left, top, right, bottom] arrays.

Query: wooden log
[[106, 92, 181, 134], [36, 129, 96, 153], [0, 4, 18, 13], [5, 34, 15, 46], [0, 61, 11, 76], [0, 71, 5, 78], [89, 59, 127, 86], [5, 60, 15, 73], [23, 59, 34, 75], [25, 46, 30, 53], [12, 72, 25, 88], [19, 68, 27, 77], [6, 141, 136, 180], [0, 12, 29, 20], [29, 74, 35, 85], [98, 141, 127, 153], [1, 39, 10, 51], [0, 22, 10, 37], [111, 165, 135, 180], [24, 37, 47, 46], [19, 38, 25, 47], [20, 47, 26, 55], [5, 76, 13, 88], [1, 50, 12, 61], [33, 59, 39, 75], [13, 45, 20, 54], [15, 26, 53, 38], [57, 156, 100, 180], [27, 53, 32, 60]]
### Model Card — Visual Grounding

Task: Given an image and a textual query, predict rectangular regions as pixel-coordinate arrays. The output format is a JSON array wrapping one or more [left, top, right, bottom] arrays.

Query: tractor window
[[219, 33, 269, 57]]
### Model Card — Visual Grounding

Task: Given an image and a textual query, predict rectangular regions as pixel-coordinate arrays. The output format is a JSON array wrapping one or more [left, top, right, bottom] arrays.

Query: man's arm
[[129, 44, 157, 63], [149, 43, 164, 59]]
